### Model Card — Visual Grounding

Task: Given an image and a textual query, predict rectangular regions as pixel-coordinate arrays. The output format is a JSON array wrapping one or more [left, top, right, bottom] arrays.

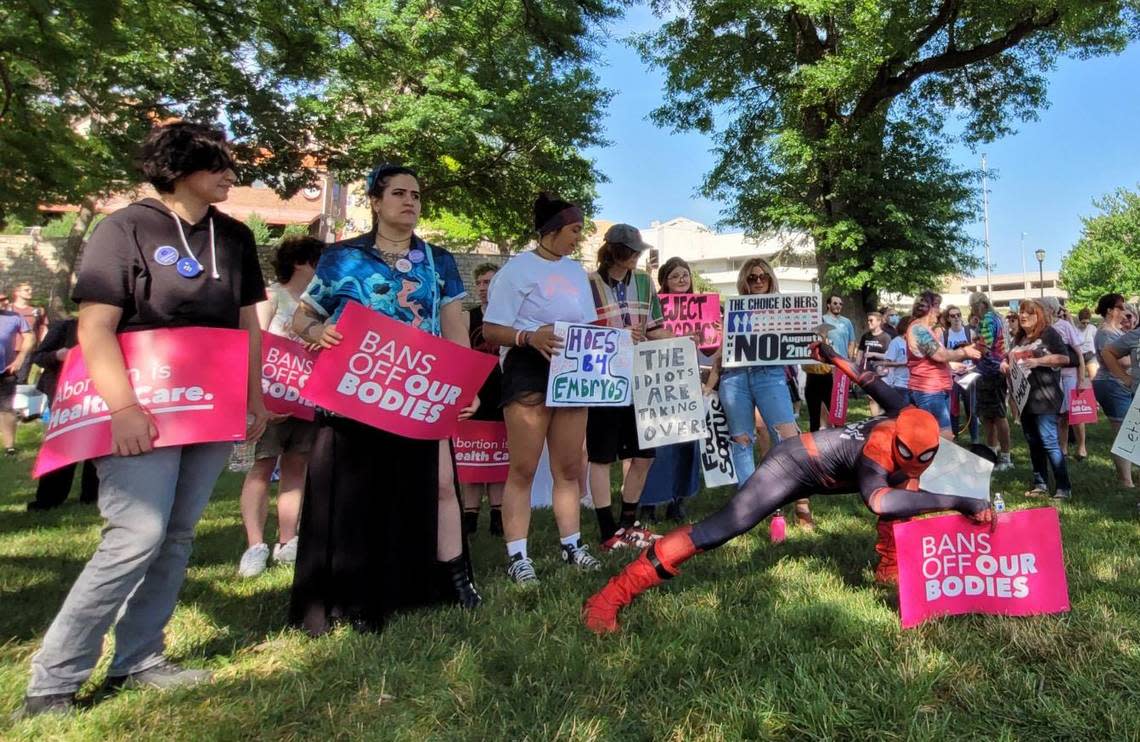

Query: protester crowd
[[9, 120, 1139, 717]]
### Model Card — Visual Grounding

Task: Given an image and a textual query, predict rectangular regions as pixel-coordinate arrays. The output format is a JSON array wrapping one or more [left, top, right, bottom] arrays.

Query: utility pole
[[981, 154, 992, 293], [1020, 231, 1028, 296]]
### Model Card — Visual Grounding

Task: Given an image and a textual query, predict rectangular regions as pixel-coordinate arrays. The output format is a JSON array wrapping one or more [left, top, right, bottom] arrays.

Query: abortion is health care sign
[[452, 420, 509, 484], [660, 293, 721, 351], [723, 293, 822, 368], [33, 328, 249, 477], [632, 338, 707, 449], [895, 508, 1070, 628], [546, 322, 634, 407], [261, 332, 318, 421], [304, 302, 497, 439]]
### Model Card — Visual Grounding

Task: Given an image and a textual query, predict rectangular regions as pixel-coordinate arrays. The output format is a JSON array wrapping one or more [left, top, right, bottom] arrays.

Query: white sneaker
[[995, 461, 1014, 472], [238, 543, 270, 577], [273, 537, 298, 565]]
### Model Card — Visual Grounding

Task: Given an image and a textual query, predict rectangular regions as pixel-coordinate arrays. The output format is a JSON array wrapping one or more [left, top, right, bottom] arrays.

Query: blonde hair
[[736, 257, 780, 295]]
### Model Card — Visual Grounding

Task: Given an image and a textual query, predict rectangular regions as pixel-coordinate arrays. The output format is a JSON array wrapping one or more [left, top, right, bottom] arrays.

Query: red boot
[[583, 526, 699, 634], [874, 518, 902, 586]]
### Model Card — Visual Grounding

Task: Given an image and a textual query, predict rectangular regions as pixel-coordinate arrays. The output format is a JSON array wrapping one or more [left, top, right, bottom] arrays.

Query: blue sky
[[585, 7, 1140, 277]]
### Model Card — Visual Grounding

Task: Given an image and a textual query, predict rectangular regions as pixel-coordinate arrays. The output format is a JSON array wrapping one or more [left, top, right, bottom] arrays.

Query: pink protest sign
[[33, 327, 249, 477], [261, 332, 318, 421], [660, 293, 721, 351], [304, 301, 497, 440], [895, 508, 1070, 628], [828, 369, 850, 426], [1068, 387, 1098, 425], [452, 420, 510, 484]]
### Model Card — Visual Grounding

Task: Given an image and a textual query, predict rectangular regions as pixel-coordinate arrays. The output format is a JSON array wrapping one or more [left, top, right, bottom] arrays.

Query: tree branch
[[851, 9, 1060, 122]]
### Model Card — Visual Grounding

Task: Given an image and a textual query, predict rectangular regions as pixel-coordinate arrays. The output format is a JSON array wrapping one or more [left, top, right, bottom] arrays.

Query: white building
[[637, 217, 818, 295]]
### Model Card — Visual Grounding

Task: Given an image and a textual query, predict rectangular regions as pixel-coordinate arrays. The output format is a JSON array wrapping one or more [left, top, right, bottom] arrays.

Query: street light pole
[[1034, 248, 1046, 298], [982, 154, 992, 293], [1020, 231, 1028, 295]]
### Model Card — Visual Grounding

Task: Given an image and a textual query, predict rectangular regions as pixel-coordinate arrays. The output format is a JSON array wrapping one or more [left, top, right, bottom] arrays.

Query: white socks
[[506, 539, 527, 560], [560, 532, 581, 548]]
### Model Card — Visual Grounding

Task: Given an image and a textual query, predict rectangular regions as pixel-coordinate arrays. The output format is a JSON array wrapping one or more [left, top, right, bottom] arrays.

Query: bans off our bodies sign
[[723, 293, 821, 368], [261, 332, 318, 421], [895, 508, 1070, 628], [33, 328, 249, 477], [632, 338, 707, 449], [304, 302, 497, 439], [546, 322, 634, 407]]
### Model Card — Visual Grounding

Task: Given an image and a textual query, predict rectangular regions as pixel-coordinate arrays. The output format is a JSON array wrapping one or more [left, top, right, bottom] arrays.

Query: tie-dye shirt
[[301, 233, 465, 336], [975, 310, 1006, 377]]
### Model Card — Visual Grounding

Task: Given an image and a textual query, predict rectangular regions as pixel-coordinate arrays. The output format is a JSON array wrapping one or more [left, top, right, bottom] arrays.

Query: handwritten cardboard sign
[[1111, 384, 1140, 465], [632, 338, 707, 449], [33, 328, 249, 477], [700, 391, 738, 488], [895, 508, 1070, 628], [452, 420, 510, 484], [304, 302, 496, 439], [1009, 361, 1031, 414], [546, 322, 634, 407], [261, 332, 318, 421], [722, 293, 822, 367], [660, 293, 721, 351]]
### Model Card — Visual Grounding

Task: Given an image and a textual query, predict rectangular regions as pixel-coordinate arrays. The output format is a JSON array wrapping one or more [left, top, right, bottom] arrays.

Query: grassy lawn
[[3, 402, 1140, 740]]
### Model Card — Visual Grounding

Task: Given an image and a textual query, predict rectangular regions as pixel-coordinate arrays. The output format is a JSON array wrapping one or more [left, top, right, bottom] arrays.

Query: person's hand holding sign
[[527, 324, 563, 360], [110, 403, 158, 456], [458, 396, 481, 421]]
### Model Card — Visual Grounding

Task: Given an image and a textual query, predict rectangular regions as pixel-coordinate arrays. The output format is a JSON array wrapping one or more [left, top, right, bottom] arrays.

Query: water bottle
[[769, 511, 787, 544], [993, 492, 1005, 514], [228, 442, 255, 473]]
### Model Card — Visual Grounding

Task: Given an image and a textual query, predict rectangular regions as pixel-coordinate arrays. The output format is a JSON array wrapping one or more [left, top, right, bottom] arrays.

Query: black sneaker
[[105, 661, 212, 691], [560, 540, 601, 571], [4, 447, 15, 457], [441, 556, 482, 609], [17, 692, 76, 719], [506, 553, 539, 586]]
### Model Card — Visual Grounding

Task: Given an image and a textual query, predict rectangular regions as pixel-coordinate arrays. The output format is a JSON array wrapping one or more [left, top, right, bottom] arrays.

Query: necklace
[[535, 244, 560, 261]]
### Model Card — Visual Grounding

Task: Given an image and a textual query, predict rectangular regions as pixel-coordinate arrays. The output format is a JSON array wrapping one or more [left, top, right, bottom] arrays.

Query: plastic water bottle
[[769, 511, 787, 544], [228, 442, 254, 473], [993, 492, 1005, 514]]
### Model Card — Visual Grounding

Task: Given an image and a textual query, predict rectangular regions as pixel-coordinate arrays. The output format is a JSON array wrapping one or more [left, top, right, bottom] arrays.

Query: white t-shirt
[[1052, 318, 1083, 383], [884, 335, 910, 389], [484, 251, 597, 331], [265, 282, 302, 340], [1080, 323, 1096, 355]]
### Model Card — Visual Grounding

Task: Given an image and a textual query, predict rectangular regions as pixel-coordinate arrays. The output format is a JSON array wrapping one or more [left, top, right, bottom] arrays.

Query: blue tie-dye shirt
[[301, 233, 466, 336]]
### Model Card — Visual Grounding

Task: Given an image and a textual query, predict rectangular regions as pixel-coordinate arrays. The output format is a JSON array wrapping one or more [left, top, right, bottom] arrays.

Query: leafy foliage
[[1060, 187, 1140, 309], [243, 214, 273, 246], [636, 0, 1140, 311]]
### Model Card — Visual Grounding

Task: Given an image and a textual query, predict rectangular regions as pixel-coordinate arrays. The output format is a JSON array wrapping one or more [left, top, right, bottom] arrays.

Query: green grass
[[3, 403, 1140, 740]]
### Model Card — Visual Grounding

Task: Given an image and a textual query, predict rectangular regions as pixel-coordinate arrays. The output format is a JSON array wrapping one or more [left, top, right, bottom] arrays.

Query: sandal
[[794, 504, 815, 531], [1023, 487, 1049, 499]]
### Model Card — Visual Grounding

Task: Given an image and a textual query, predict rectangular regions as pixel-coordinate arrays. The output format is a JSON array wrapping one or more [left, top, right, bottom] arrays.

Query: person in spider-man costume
[[582, 341, 994, 634]]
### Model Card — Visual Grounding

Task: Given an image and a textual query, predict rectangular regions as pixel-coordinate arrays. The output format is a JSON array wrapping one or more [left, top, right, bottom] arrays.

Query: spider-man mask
[[893, 407, 941, 478]]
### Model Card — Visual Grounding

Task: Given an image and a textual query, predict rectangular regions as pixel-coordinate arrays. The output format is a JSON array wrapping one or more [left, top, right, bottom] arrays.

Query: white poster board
[[1009, 361, 1031, 414], [632, 338, 707, 449], [546, 322, 633, 407], [722, 293, 822, 368], [919, 441, 994, 502], [699, 391, 738, 488], [1111, 385, 1140, 466]]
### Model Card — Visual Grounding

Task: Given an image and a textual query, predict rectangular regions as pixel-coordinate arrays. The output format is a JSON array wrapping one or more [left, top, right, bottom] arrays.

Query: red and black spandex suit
[[583, 343, 993, 634]]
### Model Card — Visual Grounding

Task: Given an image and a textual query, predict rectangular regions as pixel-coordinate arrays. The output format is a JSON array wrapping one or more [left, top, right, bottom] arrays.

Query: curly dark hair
[[138, 122, 236, 193], [272, 235, 324, 283], [1096, 292, 1126, 319]]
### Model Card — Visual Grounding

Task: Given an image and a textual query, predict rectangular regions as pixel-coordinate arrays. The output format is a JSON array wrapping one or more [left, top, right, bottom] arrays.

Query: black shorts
[[587, 405, 655, 463], [500, 347, 549, 407], [976, 373, 1008, 420], [0, 373, 15, 413]]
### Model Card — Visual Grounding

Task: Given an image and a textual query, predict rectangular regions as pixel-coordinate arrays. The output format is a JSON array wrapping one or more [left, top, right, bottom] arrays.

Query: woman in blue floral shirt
[[288, 165, 481, 636]]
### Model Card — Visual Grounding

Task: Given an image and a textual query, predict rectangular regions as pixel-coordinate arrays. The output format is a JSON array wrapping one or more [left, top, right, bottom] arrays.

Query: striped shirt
[[588, 270, 664, 331]]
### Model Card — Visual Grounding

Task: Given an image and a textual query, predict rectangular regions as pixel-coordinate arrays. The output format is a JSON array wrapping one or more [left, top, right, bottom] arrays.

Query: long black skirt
[[289, 412, 458, 636]]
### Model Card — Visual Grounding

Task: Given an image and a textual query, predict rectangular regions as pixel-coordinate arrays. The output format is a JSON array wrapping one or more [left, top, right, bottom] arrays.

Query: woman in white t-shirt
[[482, 194, 601, 585], [237, 236, 323, 578]]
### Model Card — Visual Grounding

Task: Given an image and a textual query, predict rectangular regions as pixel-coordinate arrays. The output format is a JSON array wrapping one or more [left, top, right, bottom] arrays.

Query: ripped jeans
[[719, 365, 798, 487]]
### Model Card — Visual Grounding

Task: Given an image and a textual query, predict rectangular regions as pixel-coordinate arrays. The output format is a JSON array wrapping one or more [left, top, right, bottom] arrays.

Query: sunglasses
[[948, 313, 961, 319], [747, 273, 769, 283]]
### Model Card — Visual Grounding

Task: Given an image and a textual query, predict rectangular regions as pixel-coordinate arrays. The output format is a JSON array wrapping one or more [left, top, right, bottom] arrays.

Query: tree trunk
[[57, 198, 97, 305], [497, 238, 510, 257]]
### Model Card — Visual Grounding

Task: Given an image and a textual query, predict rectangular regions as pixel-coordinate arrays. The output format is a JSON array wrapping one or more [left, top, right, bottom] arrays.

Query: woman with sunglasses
[[288, 164, 481, 636], [708, 258, 813, 527], [1091, 293, 1133, 487]]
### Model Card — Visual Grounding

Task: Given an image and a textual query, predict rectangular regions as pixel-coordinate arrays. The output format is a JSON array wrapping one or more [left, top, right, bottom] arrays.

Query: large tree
[[1059, 187, 1140, 309], [636, 1, 1138, 321]]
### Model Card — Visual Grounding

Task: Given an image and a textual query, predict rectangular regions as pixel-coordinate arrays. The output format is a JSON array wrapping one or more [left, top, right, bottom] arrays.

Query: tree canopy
[[1059, 187, 1140, 310], [636, 0, 1139, 315]]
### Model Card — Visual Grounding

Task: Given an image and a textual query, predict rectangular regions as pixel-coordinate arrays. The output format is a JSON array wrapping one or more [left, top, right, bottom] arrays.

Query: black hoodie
[[72, 198, 266, 332]]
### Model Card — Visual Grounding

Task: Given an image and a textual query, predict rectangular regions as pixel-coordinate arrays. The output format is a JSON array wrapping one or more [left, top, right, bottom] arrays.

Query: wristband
[[523, 331, 531, 347], [515, 330, 524, 347], [109, 402, 140, 416]]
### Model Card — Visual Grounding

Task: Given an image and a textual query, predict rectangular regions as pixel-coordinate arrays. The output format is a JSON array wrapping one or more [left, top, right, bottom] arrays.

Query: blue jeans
[[909, 389, 952, 430], [1093, 378, 1133, 423], [28, 442, 232, 696], [1020, 411, 1071, 492], [719, 366, 796, 487]]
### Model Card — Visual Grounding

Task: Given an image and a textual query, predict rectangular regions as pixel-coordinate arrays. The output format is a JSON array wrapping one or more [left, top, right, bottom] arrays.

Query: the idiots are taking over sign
[[631, 337, 707, 449], [723, 293, 822, 368]]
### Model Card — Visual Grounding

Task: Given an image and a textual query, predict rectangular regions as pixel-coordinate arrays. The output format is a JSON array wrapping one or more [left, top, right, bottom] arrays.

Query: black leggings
[[804, 372, 833, 432]]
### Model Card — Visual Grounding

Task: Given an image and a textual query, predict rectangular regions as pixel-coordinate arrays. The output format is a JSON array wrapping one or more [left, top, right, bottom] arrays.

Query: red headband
[[538, 206, 583, 236]]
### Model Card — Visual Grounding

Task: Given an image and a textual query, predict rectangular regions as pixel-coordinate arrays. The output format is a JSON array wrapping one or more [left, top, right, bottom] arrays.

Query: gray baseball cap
[[604, 223, 652, 253]]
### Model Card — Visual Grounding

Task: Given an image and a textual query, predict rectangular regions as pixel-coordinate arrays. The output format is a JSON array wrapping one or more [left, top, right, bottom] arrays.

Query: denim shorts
[[909, 389, 952, 430], [1093, 378, 1134, 423]]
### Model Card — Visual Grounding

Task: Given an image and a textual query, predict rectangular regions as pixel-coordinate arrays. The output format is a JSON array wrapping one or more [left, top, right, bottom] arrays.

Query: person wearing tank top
[[906, 291, 980, 438]]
